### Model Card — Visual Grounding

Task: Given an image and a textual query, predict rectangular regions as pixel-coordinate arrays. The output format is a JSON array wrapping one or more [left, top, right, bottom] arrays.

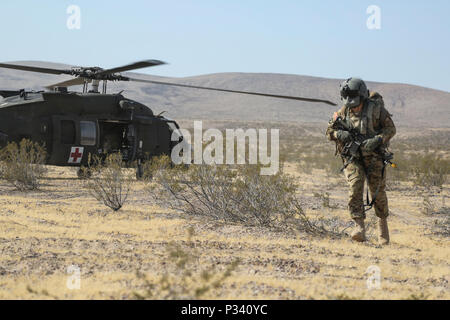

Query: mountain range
[[0, 61, 448, 127]]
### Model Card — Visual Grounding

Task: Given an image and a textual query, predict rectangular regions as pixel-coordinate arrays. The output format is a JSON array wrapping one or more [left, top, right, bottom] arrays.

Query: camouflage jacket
[[326, 92, 396, 156]]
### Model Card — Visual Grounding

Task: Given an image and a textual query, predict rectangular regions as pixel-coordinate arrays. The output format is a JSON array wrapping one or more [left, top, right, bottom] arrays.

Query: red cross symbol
[[68, 147, 84, 164]]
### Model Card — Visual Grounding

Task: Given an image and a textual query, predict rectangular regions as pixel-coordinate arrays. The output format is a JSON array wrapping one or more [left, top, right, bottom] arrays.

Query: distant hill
[[0, 61, 449, 127]]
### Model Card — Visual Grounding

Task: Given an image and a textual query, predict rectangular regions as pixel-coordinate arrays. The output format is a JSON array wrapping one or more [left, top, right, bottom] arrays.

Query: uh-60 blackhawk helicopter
[[0, 59, 336, 178]]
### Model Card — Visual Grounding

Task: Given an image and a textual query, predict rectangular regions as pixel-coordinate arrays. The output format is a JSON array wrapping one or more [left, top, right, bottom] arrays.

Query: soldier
[[326, 78, 396, 245]]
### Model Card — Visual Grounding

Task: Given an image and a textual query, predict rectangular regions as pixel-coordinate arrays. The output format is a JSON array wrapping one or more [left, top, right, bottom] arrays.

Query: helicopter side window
[[61, 120, 76, 144], [80, 121, 97, 146]]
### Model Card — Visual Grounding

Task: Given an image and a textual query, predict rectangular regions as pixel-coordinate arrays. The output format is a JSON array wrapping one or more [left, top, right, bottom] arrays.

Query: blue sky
[[0, 0, 449, 91]]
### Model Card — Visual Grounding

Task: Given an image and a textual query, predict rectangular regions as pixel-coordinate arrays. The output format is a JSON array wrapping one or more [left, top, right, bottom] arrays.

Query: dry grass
[[0, 139, 47, 191], [0, 123, 448, 300]]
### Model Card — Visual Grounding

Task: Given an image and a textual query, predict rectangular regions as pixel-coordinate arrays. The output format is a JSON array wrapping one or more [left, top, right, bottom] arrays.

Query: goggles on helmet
[[340, 86, 360, 99]]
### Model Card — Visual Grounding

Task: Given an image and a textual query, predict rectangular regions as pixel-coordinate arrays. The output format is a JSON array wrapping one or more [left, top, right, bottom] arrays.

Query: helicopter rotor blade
[[95, 60, 166, 77], [45, 77, 91, 89], [126, 77, 337, 106], [0, 62, 72, 75], [0, 90, 21, 98], [0, 61, 337, 106]]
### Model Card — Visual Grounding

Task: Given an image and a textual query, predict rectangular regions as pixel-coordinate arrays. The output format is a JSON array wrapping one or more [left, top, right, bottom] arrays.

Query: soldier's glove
[[361, 136, 383, 152], [336, 130, 352, 143]]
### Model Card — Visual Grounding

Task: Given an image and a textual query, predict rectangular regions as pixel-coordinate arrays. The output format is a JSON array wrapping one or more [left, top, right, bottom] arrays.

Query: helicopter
[[0, 59, 336, 178]]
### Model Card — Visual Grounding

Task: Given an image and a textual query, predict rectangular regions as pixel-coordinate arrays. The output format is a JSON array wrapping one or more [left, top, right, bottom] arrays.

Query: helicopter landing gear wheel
[[77, 168, 92, 179]]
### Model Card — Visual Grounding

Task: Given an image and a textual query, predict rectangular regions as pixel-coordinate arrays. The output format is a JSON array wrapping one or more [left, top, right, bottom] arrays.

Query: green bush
[[0, 138, 47, 190]]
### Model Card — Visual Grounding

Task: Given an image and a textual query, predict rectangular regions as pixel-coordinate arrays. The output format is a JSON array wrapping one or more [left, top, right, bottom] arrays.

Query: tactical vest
[[344, 92, 383, 138]]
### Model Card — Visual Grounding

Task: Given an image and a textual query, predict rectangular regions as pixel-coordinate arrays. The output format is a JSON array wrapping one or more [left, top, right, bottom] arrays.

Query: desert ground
[[0, 121, 448, 300]]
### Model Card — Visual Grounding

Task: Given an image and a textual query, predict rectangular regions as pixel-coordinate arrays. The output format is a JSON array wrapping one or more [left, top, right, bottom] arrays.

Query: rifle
[[330, 116, 366, 170], [330, 116, 396, 171]]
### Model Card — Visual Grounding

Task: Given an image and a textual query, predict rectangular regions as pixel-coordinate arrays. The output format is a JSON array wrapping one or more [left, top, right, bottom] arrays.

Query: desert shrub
[[84, 153, 132, 211], [141, 154, 175, 180], [385, 150, 449, 187], [0, 138, 47, 190], [297, 151, 343, 177], [313, 191, 339, 209], [411, 153, 449, 188], [26, 285, 58, 299], [421, 195, 435, 216], [421, 195, 449, 214], [386, 155, 410, 187], [332, 293, 360, 300], [432, 216, 450, 238], [146, 156, 316, 233], [134, 228, 240, 300], [310, 216, 352, 238], [406, 292, 430, 300], [419, 195, 450, 237]]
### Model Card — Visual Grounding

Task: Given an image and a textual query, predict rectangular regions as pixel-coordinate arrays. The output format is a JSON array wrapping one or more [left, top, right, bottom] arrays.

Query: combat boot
[[351, 217, 366, 242], [378, 217, 390, 245]]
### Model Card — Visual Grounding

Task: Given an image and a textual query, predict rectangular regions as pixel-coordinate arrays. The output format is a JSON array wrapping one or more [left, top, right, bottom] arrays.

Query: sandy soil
[[0, 161, 448, 300]]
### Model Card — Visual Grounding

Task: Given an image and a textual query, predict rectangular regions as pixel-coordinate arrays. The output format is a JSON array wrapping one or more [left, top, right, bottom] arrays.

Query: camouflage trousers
[[343, 155, 389, 219]]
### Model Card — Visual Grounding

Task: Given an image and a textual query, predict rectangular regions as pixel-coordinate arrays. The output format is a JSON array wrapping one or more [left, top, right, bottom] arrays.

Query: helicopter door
[[97, 121, 138, 162], [49, 116, 99, 166], [38, 116, 53, 158], [123, 124, 137, 162], [137, 118, 157, 160]]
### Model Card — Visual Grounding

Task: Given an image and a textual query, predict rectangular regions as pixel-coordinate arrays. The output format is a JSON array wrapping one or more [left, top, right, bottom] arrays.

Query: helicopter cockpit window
[[61, 120, 75, 144], [80, 121, 97, 146]]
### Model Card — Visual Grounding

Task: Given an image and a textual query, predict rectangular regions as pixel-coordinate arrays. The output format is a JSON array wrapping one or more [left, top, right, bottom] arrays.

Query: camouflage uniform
[[326, 93, 396, 219]]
